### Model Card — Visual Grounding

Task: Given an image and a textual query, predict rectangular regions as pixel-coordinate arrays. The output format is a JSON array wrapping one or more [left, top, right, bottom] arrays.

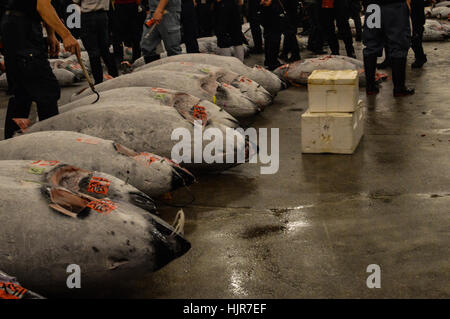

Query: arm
[[153, 0, 169, 24], [44, 23, 60, 57], [36, 0, 80, 55]]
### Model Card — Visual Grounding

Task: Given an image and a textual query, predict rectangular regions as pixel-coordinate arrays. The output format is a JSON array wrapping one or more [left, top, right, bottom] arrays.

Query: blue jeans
[[140, 10, 182, 58]]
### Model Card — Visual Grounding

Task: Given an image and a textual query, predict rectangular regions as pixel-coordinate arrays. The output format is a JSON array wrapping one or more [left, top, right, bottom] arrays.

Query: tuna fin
[[113, 143, 139, 157], [49, 203, 79, 219], [171, 209, 185, 236]]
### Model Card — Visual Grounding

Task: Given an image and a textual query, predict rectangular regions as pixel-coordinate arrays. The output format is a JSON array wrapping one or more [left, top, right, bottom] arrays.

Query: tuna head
[[114, 143, 196, 191], [247, 65, 286, 95], [41, 163, 193, 269], [230, 75, 273, 108], [214, 83, 261, 119]]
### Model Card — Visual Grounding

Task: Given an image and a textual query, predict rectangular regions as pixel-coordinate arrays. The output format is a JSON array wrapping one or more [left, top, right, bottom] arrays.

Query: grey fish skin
[[145, 62, 273, 108], [71, 70, 260, 119], [133, 53, 284, 96], [60, 87, 239, 128], [25, 103, 250, 171], [0, 270, 45, 299], [0, 162, 191, 296], [0, 131, 195, 198]]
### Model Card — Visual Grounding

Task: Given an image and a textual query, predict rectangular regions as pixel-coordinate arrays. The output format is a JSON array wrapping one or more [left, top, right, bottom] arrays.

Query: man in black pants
[[320, 0, 356, 57], [1, 0, 80, 139], [111, 0, 142, 64], [213, 0, 245, 61], [196, 0, 213, 37], [280, 0, 301, 62], [363, 0, 414, 97], [74, 0, 118, 84], [305, 0, 325, 54], [181, 0, 199, 53], [410, 0, 427, 68], [247, 0, 263, 53], [260, 0, 283, 70]]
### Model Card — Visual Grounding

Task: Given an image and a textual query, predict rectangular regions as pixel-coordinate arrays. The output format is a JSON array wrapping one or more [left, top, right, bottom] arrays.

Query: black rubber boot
[[411, 54, 427, 68], [392, 57, 415, 97], [364, 55, 379, 95]]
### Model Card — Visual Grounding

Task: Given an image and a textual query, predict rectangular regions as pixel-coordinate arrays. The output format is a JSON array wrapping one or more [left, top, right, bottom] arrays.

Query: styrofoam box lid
[[307, 70, 358, 85]]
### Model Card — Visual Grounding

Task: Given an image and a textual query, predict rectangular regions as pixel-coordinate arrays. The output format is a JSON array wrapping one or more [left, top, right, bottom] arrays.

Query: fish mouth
[[150, 218, 192, 271], [128, 192, 157, 214], [170, 164, 196, 190]]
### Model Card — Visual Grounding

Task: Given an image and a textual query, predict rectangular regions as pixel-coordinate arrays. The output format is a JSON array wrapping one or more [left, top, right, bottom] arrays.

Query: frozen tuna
[[0, 131, 195, 197], [147, 62, 273, 108], [71, 70, 260, 119], [0, 161, 191, 296], [274, 55, 388, 87], [61, 87, 239, 128], [134, 53, 284, 95], [25, 102, 252, 171]]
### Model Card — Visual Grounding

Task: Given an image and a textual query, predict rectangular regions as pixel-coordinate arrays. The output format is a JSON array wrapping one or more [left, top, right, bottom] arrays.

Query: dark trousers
[[213, 0, 244, 48], [81, 11, 118, 84], [305, 1, 324, 52], [363, 2, 411, 58], [281, 2, 300, 58], [181, 0, 200, 53], [411, 0, 425, 59], [320, 1, 355, 55], [112, 3, 142, 63], [262, 5, 282, 69], [196, 1, 214, 37], [248, 0, 263, 50], [1, 15, 60, 139]]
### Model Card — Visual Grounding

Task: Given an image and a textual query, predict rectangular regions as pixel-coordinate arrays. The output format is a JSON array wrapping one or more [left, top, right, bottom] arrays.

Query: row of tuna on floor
[[0, 53, 285, 298]]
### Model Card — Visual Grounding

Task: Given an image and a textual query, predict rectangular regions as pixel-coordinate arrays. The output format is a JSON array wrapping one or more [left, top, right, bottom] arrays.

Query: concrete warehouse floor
[[0, 40, 449, 298]]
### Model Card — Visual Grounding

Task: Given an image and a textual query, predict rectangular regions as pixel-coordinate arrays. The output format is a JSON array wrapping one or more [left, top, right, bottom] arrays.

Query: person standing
[[1, 0, 81, 139], [304, 0, 326, 54], [74, 0, 118, 84], [181, 0, 199, 53], [260, 0, 283, 70], [362, 0, 414, 97], [196, 0, 213, 37], [141, 0, 182, 64], [111, 0, 142, 63], [279, 0, 301, 62], [320, 0, 356, 57], [213, 0, 245, 62], [247, 0, 264, 53], [1, 0, 80, 139], [410, 0, 427, 68]]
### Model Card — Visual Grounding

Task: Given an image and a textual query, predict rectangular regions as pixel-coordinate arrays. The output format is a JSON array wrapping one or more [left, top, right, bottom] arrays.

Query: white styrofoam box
[[301, 104, 364, 154], [308, 70, 359, 113]]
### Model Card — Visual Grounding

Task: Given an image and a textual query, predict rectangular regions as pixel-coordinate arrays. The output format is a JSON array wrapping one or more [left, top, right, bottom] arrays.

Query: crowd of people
[[0, 0, 440, 139]]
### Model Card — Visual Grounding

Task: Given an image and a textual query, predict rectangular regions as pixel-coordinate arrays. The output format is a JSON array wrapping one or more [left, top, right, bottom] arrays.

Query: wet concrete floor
[[0, 40, 449, 298]]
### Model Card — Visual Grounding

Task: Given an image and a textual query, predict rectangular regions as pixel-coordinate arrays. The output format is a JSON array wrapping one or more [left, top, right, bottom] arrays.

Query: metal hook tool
[[76, 52, 100, 104]]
